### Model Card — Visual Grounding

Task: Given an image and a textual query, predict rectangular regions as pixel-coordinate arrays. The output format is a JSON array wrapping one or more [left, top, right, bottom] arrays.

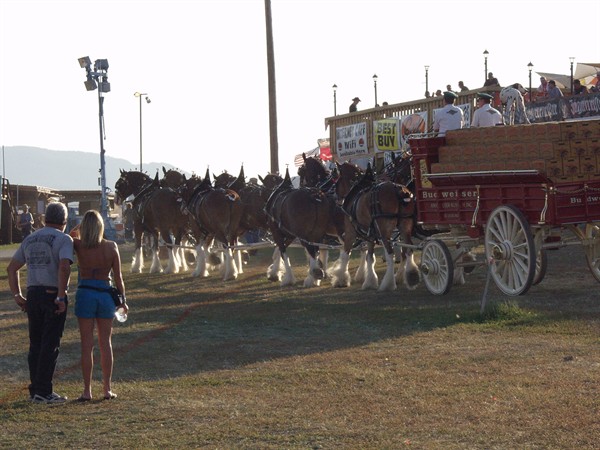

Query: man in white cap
[[433, 91, 464, 136], [472, 92, 503, 127]]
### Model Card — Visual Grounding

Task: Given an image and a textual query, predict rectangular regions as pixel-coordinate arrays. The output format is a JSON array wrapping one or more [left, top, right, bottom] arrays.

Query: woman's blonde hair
[[80, 210, 104, 248]]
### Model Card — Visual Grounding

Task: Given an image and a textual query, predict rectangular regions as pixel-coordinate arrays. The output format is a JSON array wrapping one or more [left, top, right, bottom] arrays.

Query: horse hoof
[[312, 268, 325, 280]]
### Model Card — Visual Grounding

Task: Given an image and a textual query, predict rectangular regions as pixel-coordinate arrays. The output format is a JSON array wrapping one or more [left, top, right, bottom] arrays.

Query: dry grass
[[0, 243, 598, 449]]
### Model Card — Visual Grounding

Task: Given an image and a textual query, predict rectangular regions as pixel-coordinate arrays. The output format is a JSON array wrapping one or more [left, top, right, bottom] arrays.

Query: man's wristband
[[56, 297, 66, 302]]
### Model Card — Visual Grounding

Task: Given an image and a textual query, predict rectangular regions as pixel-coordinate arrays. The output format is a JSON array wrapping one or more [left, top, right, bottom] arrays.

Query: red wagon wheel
[[485, 205, 536, 296]]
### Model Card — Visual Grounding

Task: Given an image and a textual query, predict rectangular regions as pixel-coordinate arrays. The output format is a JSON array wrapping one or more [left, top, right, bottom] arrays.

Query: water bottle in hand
[[115, 306, 128, 323]]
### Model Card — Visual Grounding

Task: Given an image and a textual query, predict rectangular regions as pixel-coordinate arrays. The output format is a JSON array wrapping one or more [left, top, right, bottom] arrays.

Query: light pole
[[570, 57, 575, 95], [483, 49, 489, 83], [134, 92, 151, 172], [425, 65, 430, 95], [78, 56, 110, 222], [373, 74, 378, 107], [527, 62, 533, 103], [332, 84, 337, 116]]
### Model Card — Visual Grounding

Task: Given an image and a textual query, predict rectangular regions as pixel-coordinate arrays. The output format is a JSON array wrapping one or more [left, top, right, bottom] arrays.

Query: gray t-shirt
[[13, 226, 73, 288]]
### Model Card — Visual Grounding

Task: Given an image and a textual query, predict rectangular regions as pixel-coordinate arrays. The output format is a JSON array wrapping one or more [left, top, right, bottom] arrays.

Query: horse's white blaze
[[379, 251, 397, 291], [331, 251, 351, 288]]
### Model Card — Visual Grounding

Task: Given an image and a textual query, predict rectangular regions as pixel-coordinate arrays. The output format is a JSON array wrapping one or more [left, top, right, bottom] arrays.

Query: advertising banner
[[374, 118, 401, 153], [336, 122, 369, 158]]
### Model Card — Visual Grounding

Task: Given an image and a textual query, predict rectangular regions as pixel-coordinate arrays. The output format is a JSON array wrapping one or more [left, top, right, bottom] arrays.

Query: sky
[[1, 0, 599, 185]]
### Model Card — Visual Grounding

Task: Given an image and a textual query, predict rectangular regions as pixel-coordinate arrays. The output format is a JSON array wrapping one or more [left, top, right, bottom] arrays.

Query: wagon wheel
[[420, 239, 454, 295], [485, 205, 535, 296], [532, 248, 548, 286], [584, 223, 600, 283]]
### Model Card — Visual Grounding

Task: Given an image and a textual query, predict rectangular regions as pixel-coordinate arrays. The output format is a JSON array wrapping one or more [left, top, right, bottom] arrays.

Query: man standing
[[7, 202, 73, 404], [18, 204, 34, 238], [472, 92, 503, 127], [349, 97, 360, 113], [433, 91, 464, 135]]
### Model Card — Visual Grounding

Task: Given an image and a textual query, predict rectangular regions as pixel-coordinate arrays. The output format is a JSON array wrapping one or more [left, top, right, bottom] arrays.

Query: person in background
[[424, 91, 431, 98], [537, 76, 549, 99], [349, 97, 361, 113], [18, 204, 34, 238], [471, 92, 503, 127], [483, 72, 500, 87], [70, 210, 127, 402], [573, 79, 588, 95], [458, 81, 469, 92], [432, 91, 464, 135], [547, 80, 564, 99], [435, 89, 443, 97], [123, 202, 134, 241], [7, 202, 73, 404]]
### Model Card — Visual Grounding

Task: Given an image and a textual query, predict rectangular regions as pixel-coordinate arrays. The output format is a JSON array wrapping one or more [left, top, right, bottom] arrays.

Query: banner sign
[[374, 118, 401, 153], [527, 92, 600, 122], [336, 122, 369, 158], [400, 112, 428, 150]]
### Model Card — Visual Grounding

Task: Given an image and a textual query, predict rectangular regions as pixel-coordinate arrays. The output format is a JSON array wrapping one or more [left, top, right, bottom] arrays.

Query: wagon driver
[[432, 91, 464, 136], [471, 92, 503, 128]]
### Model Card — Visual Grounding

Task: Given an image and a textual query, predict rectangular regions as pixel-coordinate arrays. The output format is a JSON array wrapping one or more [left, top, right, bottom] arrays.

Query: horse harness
[[343, 182, 414, 244]]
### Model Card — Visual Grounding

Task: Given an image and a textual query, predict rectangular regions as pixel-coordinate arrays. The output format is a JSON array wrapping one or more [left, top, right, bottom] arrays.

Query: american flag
[[294, 147, 319, 167]]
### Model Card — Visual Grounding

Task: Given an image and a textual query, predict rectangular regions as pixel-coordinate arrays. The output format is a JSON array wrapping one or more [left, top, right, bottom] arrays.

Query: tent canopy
[[574, 62, 600, 79], [534, 72, 569, 89]]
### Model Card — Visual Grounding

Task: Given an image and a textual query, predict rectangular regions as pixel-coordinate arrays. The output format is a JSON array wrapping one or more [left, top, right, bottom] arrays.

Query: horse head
[[335, 161, 363, 200], [258, 173, 283, 191], [160, 168, 187, 189], [213, 171, 236, 189], [298, 155, 329, 188], [114, 170, 151, 205]]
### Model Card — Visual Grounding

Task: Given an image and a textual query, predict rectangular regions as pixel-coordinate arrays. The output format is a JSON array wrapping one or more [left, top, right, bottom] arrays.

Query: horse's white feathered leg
[[378, 251, 397, 291], [362, 250, 379, 290], [280, 252, 296, 286], [131, 248, 143, 273], [331, 251, 351, 288]]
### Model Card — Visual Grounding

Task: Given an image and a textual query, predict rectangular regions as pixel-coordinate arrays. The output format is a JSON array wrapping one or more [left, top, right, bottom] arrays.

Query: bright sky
[[1, 0, 599, 182]]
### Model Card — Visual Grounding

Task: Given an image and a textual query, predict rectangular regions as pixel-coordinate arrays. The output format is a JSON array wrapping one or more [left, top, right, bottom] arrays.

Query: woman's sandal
[[76, 396, 91, 402], [103, 392, 117, 400]]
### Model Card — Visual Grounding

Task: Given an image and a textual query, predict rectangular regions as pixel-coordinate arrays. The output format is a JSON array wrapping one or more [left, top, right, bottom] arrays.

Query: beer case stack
[[430, 119, 600, 183]]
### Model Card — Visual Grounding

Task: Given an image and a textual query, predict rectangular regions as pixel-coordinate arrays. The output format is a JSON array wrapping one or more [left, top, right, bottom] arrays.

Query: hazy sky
[[1, 0, 599, 182]]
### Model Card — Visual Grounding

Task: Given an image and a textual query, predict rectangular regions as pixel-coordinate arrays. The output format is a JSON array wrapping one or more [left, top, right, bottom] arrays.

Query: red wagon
[[407, 119, 600, 296]]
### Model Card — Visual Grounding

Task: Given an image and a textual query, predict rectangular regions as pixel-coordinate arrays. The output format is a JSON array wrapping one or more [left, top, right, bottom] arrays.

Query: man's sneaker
[[32, 392, 68, 404]]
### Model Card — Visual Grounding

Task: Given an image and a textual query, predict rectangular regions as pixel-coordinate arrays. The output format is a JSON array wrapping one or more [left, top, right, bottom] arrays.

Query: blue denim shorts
[[74, 279, 115, 319]]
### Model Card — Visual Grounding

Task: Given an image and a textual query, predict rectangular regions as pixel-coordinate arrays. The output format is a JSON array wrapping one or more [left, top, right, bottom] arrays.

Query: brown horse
[[343, 164, 420, 291], [178, 172, 244, 281], [114, 170, 190, 274], [265, 168, 344, 287]]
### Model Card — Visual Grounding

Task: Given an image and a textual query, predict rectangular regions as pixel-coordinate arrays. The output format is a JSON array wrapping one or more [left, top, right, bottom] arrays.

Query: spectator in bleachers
[[547, 80, 563, 98]]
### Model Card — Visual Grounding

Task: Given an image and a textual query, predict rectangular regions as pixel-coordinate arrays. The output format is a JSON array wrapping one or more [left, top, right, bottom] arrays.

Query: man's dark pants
[[26, 287, 67, 397]]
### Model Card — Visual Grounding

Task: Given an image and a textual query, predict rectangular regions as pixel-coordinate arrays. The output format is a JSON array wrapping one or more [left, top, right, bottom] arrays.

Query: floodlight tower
[[78, 56, 111, 222]]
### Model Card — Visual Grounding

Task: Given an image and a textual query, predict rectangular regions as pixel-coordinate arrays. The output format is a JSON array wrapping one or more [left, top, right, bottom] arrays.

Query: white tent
[[534, 72, 569, 89], [574, 62, 600, 79]]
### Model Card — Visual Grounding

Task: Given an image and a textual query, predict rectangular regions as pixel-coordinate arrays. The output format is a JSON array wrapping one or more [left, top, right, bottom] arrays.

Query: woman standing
[[71, 210, 127, 401]]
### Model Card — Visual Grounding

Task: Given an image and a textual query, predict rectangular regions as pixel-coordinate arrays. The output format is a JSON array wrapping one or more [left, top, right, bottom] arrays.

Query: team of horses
[[113, 153, 425, 291]]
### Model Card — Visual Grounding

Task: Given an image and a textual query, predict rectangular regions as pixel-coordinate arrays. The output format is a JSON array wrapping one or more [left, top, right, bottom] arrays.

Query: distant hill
[[1, 146, 192, 191]]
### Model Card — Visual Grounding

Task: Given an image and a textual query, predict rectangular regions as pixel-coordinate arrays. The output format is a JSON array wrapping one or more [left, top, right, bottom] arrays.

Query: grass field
[[1, 242, 599, 449]]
